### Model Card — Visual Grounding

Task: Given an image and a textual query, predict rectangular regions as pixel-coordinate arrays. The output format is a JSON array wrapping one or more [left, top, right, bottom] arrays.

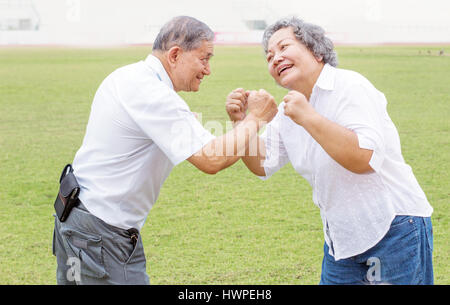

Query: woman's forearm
[[302, 113, 373, 174]]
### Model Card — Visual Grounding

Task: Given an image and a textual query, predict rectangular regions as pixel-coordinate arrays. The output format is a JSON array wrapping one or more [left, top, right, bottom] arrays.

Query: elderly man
[[226, 17, 433, 285], [52, 16, 277, 285]]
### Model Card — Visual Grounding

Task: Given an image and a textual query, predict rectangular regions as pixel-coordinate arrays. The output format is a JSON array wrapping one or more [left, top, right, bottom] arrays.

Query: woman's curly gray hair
[[262, 17, 338, 67]]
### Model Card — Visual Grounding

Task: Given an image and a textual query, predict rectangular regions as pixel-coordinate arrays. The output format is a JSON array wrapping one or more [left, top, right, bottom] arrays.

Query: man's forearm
[[241, 132, 266, 176], [190, 88, 278, 174], [188, 114, 265, 174], [229, 118, 267, 176]]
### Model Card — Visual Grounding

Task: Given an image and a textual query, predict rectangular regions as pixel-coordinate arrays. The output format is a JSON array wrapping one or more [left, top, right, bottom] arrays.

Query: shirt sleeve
[[120, 77, 215, 166], [259, 108, 290, 180], [335, 83, 387, 172]]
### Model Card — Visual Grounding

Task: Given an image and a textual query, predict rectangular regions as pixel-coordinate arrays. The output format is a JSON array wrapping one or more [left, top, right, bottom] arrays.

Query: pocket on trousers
[[125, 234, 142, 265], [368, 215, 418, 262], [123, 233, 148, 283], [61, 228, 107, 279], [389, 215, 413, 228]]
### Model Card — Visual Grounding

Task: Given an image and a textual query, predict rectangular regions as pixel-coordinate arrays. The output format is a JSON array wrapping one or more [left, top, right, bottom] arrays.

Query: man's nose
[[203, 63, 211, 75]]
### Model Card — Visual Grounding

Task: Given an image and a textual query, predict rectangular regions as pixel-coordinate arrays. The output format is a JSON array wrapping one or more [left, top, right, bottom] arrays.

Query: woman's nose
[[273, 53, 283, 65]]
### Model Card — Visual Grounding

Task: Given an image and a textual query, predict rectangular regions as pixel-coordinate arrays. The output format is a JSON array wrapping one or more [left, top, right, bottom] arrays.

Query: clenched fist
[[226, 88, 249, 122], [247, 89, 278, 123], [283, 90, 317, 126]]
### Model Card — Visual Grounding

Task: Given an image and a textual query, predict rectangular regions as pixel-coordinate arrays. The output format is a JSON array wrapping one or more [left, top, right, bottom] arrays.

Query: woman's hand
[[283, 90, 318, 126]]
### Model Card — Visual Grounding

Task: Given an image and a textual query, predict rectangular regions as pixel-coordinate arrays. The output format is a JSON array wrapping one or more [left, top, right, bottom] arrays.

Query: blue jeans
[[320, 215, 433, 285]]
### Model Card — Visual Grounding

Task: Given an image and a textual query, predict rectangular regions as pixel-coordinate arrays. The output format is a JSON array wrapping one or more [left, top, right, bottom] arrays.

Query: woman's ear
[[315, 54, 323, 62]]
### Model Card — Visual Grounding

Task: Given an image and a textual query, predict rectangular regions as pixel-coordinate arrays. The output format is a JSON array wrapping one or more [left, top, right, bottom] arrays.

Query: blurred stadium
[[1, 0, 449, 46]]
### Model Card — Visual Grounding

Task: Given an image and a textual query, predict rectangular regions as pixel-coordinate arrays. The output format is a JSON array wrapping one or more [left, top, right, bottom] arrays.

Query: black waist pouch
[[54, 164, 80, 222]]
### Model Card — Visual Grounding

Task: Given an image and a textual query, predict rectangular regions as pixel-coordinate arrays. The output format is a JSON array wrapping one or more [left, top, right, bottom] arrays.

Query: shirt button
[[409, 219, 414, 224]]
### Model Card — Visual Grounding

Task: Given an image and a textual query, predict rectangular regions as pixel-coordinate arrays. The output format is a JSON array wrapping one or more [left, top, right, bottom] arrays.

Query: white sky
[[1, 0, 449, 45]]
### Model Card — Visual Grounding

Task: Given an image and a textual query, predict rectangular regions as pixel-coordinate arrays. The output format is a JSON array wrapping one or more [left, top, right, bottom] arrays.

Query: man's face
[[174, 40, 214, 92], [266, 27, 322, 90]]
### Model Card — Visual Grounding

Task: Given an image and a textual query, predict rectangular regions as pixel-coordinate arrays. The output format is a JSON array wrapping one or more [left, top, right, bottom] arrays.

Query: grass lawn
[[0, 45, 448, 284]]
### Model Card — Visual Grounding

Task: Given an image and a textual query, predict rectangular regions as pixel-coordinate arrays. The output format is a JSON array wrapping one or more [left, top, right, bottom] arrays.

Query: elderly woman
[[226, 17, 434, 284]]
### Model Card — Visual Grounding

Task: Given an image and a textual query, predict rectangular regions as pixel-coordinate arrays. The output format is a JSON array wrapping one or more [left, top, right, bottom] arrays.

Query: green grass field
[[0, 45, 448, 284]]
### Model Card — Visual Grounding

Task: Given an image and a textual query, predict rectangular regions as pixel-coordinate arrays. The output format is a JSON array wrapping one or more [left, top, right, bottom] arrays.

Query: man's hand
[[226, 88, 249, 122], [188, 89, 275, 175], [247, 89, 278, 123], [283, 90, 317, 126]]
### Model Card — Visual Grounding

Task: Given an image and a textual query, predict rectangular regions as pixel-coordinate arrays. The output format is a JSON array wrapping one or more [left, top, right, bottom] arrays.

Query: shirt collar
[[313, 63, 336, 91], [144, 54, 174, 90]]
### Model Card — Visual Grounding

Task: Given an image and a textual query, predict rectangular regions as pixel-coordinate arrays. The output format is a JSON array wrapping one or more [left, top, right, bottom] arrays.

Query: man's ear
[[315, 54, 323, 62], [167, 46, 182, 67]]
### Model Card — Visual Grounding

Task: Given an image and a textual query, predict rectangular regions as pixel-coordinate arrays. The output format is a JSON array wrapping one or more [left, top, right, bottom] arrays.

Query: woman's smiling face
[[266, 27, 323, 91]]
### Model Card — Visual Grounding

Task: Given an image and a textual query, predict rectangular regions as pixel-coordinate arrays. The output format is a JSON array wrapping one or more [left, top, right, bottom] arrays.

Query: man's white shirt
[[260, 63, 433, 260], [73, 55, 215, 230]]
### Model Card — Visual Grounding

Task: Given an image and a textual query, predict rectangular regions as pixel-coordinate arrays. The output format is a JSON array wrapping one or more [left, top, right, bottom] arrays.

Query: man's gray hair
[[262, 17, 338, 67], [153, 16, 215, 52]]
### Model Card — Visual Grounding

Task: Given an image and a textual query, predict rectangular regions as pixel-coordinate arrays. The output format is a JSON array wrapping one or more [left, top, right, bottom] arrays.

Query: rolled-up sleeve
[[335, 83, 387, 172]]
